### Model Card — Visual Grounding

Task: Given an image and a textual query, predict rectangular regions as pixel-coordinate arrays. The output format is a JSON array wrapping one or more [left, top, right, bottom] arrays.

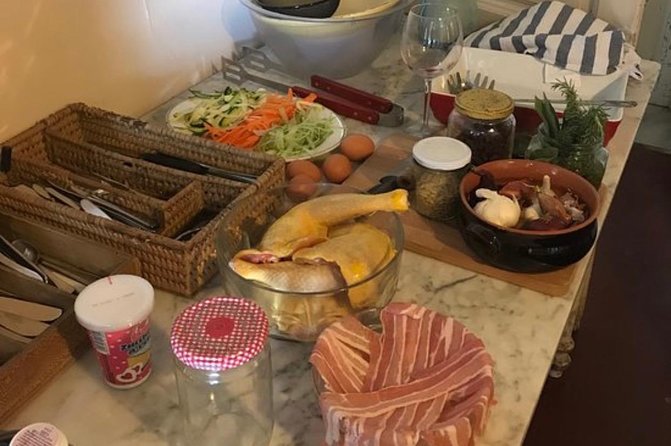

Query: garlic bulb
[[523, 206, 541, 222], [474, 188, 521, 228]]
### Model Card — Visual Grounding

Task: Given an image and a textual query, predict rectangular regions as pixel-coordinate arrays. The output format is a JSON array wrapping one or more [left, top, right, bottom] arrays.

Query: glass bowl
[[215, 183, 404, 342]]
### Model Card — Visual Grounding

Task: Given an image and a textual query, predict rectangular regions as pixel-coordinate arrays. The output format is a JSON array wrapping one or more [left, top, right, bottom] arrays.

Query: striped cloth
[[464, 1, 625, 75]]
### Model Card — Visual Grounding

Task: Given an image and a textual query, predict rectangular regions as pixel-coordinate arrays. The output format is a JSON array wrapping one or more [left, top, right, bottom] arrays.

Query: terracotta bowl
[[458, 159, 600, 273]]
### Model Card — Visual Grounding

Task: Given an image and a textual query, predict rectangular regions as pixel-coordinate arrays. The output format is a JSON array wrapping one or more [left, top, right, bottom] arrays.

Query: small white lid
[[9, 423, 68, 446], [74, 275, 154, 333], [412, 137, 472, 171]]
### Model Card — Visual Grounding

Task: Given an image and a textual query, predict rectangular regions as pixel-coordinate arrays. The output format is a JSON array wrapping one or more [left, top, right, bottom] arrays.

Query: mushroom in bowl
[[458, 159, 600, 273]]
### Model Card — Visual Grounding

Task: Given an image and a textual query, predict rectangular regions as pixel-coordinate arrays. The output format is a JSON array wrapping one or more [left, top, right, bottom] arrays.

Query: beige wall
[[0, 0, 256, 140]]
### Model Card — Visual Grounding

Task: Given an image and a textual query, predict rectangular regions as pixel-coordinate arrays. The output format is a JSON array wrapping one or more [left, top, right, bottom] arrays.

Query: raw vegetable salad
[[170, 87, 265, 135], [169, 87, 336, 158]]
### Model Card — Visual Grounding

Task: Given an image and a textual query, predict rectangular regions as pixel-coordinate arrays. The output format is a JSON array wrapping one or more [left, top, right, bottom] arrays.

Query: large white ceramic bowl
[[332, 0, 400, 18], [239, 0, 412, 79]]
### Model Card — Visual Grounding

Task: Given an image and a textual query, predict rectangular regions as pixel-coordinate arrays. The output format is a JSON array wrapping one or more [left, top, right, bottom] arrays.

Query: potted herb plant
[[526, 80, 609, 188]]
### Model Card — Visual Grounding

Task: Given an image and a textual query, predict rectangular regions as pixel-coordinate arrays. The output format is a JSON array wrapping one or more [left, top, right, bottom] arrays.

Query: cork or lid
[[171, 296, 269, 372], [413, 137, 472, 171], [75, 275, 154, 333], [455, 88, 514, 121], [9, 423, 68, 446]]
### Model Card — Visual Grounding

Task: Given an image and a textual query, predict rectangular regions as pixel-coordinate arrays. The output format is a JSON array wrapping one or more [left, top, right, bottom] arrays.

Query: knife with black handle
[[140, 152, 257, 184]]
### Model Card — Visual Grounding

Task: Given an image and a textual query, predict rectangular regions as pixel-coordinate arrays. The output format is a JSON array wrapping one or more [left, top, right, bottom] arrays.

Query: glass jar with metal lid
[[446, 88, 516, 166], [411, 136, 472, 222], [170, 296, 273, 446]]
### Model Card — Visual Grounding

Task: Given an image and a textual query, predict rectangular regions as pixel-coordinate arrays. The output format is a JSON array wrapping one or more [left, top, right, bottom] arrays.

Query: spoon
[[11, 240, 81, 294], [0, 252, 43, 282], [11, 239, 96, 285], [0, 235, 48, 283]]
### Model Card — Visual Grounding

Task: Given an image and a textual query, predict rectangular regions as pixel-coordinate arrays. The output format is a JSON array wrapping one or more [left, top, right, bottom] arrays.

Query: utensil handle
[[204, 166, 258, 183], [515, 98, 637, 108], [142, 152, 256, 183], [292, 86, 380, 125], [141, 152, 206, 175], [87, 196, 159, 231], [311, 75, 394, 114]]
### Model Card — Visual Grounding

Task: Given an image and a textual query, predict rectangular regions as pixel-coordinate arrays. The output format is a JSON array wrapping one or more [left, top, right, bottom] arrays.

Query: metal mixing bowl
[[238, 0, 412, 79]]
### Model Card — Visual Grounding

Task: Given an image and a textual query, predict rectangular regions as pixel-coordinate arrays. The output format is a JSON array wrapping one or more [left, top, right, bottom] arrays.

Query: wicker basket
[[0, 103, 285, 295]]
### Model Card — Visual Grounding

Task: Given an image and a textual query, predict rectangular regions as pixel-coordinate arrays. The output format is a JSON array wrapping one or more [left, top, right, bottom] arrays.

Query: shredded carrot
[[205, 90, 317, 149]]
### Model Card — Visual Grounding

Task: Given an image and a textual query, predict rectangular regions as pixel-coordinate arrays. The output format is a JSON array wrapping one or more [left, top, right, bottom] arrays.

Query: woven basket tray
[[6, 156, 205, 238], [0, 103, 285, 295]]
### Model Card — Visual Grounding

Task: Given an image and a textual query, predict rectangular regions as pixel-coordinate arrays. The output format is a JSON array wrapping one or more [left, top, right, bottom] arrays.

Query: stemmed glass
[[401, 3, 463, 134]]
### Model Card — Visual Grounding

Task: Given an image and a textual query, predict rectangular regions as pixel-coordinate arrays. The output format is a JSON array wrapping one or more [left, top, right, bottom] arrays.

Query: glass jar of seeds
[[411, 137, 472, 222], [447, 88, 515, 166]]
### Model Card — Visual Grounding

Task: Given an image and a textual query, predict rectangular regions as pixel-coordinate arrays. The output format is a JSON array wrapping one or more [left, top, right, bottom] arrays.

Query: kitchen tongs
[[221, 55, 404, 127]]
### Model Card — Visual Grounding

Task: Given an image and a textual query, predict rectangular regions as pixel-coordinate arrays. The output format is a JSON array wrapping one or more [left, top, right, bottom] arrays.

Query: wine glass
[[401, 3, 463, 134]]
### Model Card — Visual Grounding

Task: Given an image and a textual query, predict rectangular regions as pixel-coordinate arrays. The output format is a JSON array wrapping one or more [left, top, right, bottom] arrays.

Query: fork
[[239, 46, 286, 73], [446, 71, 495, 94]]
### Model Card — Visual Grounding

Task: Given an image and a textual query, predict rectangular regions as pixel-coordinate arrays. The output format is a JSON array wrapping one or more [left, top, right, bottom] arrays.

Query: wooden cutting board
[[344, 133, 580, 297]]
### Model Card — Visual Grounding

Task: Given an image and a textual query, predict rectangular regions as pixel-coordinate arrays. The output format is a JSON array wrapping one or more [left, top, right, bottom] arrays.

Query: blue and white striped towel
[[464, 1, 625, 75]]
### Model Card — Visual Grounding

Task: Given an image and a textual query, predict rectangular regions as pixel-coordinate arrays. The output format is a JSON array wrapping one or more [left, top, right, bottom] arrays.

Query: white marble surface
[[3, 39, 659, 446]]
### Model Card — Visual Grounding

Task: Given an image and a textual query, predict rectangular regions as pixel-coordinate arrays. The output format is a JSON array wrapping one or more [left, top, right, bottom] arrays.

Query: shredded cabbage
[[257, 105, 334, 157]]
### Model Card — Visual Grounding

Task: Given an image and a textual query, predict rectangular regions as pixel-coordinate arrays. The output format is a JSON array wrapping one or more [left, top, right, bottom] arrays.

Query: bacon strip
[[312, 303, 495, 446]]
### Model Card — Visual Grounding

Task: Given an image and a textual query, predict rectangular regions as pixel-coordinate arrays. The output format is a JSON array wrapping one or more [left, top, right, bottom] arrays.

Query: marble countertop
[[4, 39, 659, 446]]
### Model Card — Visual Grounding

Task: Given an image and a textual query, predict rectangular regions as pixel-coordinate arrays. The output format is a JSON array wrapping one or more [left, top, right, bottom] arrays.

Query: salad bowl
[[167, 89, 346, 161]]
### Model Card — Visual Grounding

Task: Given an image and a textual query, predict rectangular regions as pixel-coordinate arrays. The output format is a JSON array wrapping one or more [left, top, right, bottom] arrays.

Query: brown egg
[[286, 160, 321, 182], [322, 154, 352, 184], [287, 174, 318, 202], [339, 134, 375, 161]]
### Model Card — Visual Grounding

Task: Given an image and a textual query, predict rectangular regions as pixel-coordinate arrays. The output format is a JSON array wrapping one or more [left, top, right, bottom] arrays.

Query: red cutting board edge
[[344, 133, 582, 298]]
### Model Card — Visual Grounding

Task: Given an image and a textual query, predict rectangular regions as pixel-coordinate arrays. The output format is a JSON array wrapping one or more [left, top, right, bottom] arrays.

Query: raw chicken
[[228, 257, 347, 293], [294, 223, 396, 308], [257, 189, 408, 258]]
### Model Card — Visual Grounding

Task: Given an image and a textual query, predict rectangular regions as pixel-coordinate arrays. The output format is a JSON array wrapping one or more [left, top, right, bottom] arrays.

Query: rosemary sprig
[[534, 80, 608, 154]]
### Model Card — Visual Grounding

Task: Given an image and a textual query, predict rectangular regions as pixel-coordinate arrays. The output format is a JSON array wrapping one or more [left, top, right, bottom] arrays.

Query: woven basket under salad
[[0, 103, 285, 296]]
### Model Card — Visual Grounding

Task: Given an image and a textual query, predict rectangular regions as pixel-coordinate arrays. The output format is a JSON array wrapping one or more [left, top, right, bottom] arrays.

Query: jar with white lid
[[170, 296, 273, 446], [411, 137, 472, 222], [74, 275, 154, 389]]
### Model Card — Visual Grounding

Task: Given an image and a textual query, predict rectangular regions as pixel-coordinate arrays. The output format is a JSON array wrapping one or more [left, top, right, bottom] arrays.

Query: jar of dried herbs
[[411, 137, 472, 222], [446, 88, 515, 166]]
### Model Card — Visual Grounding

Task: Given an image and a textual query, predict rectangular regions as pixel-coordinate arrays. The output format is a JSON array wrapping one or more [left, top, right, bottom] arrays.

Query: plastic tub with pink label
[[8, 423, 68, 446], [74, 275, 154, 389]]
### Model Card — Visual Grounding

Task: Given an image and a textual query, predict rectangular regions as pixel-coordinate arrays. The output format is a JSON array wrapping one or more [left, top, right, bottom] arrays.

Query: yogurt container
[[74, 275, 154, 389], [9, 423, 68, 446]]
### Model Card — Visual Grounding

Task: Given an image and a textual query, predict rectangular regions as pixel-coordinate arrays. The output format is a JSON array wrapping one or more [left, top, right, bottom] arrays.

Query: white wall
[[0, 0, 256, 140]]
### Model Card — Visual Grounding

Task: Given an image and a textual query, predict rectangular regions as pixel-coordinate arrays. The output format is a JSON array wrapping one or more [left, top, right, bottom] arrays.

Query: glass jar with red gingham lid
[[170, 296, 273, 446]]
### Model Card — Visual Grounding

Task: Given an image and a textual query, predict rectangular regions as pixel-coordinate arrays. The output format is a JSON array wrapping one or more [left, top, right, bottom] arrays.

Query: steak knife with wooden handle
[[0, 296, 62, 322]]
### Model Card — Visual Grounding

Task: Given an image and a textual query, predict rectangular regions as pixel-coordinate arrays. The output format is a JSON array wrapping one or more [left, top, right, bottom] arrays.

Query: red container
[[430, 91, 622, 146]]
